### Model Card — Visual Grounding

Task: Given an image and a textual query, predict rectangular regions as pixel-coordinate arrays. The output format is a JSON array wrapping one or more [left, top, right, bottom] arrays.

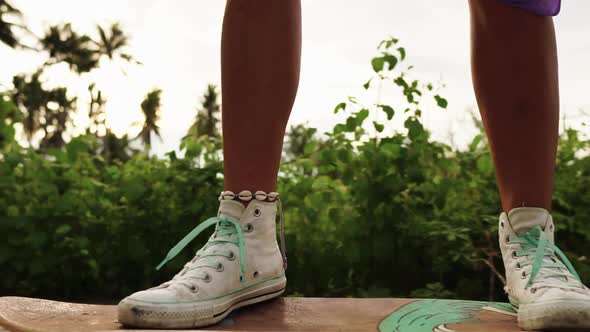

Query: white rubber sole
[[117, 275, 286, 329], [518, 299, 590, 330]]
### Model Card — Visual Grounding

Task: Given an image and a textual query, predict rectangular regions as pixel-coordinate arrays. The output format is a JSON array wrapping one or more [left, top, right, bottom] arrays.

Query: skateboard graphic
[[0, 296, 521, 331], [379, 299, 517, 332]]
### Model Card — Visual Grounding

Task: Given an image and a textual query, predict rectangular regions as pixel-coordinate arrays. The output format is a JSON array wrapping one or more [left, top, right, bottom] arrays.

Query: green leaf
[[334, 102, 346, 114], [6, 206, 18, 217], [381, 142, 401, 158], [435, 95, 448, 109], [356, 109, 369, 125], [166, 151, 177, 161], [373, 121, 384, 133], [405, 117, 426, 141], [477, 155, 494, 174], [469, 134, 483, 151], [378, 37, 399, 50], [394, 76, 408, 89], [397, 47, 406, 60], [345, 116, 357, 131], [303, 141, 317, 154], [371, 57, 385, 73], [89, 178, 107, 188], [363, 79, 371, 90], [377, 105, 395, 120], [66, 137, 89, 160], [56, 225, 72, 235], [383, 54, 398, 70], [333, 123, 346, 133], [0, 124, 16, 143]]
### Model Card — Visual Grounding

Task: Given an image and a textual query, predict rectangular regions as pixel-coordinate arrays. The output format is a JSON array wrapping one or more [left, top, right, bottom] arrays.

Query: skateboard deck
[[0, 296, 524, 332]]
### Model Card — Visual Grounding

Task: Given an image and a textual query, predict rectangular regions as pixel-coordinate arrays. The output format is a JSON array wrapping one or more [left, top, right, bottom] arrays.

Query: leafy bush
[[1, 38, 589, 303]]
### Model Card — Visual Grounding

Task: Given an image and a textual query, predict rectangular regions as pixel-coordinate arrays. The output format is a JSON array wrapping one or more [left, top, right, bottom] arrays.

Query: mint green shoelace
[[156, 216, 247, 286], [510, 226, 581, 288]]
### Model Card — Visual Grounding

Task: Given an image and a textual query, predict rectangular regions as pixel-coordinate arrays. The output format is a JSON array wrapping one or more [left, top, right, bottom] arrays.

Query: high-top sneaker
[[499, 207, 590, 330], [118, 190, 287, 328]]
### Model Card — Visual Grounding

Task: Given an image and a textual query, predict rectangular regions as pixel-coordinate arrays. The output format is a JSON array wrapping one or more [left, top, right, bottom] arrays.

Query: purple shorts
[[498, 0, 561, 16]]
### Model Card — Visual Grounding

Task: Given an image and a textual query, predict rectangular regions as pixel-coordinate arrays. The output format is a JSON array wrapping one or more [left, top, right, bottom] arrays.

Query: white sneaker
[[499, 207, 590, 330], [118, 191, 287, 328]]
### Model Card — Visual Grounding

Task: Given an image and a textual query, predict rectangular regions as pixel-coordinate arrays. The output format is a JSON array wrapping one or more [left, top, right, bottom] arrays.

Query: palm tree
[[39, 87, 76, 149], [40, 22, 138, 74], [95, 23, 139, 64], [41, 23, 99, 73], [11, 71, 54, 144], [87, 83, 107, 136], [137, 88, 162, 152], [0, 0, 22, 48], [12, 71, 76, 149], [184, 84, 221, 141]]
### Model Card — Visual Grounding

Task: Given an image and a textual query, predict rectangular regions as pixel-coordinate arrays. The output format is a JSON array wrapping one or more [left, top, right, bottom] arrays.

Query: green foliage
[[0, 94, 20, 147], [283, 124, 318, 161], [275, 38, 590, 301], [0, 137, 223, 300], [1, 37, 589, 305], [410, 283, 456, 299]]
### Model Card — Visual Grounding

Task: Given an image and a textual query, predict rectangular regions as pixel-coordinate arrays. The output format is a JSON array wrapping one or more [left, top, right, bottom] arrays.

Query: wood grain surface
[[0, 296, 524, 332]]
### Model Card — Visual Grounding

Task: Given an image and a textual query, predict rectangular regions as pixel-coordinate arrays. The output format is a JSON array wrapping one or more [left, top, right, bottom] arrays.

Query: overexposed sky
[[2, 1, 590, 154]]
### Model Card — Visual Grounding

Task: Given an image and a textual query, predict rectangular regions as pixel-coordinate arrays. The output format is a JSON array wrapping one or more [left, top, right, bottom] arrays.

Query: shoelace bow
[[156, 216, 247, 286], [156, 199, 287, 288], [510, 226, 582, 289]]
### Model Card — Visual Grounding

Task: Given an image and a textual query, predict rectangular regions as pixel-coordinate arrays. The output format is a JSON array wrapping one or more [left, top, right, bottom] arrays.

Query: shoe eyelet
[[521, 271, 527, 279], [217, 263, 224, 272], [500, 221, 505, 229], [245, 223, 254, 233], [512, 251, 518, 259], [254, 208, 262, 217], [516, 262, 521, 270], [253, 271, 259, 278], [549, 224, 554, 232], [190, 286, 198, 293], [203, 273, 212, 283], [228, 252, 235, 261], [505, 235, 510, 244], [530, 287, 537, 294]]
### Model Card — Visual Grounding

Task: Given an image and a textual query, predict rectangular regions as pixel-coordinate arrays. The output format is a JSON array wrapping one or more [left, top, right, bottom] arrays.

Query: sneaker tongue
[[218, 199, 246, 222], [507, 207, 550, 235]]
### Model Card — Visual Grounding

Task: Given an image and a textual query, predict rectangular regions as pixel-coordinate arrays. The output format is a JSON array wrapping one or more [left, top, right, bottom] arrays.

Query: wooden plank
[[0, 296, 523, 332]]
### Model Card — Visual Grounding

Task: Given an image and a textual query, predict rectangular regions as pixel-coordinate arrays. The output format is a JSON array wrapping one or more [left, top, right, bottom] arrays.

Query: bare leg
[[469, 0, 559, 212], [221, 0, 301, 192]]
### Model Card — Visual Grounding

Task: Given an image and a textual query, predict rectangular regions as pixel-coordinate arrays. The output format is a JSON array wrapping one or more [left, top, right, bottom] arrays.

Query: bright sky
[[2, 0, 590, 154]]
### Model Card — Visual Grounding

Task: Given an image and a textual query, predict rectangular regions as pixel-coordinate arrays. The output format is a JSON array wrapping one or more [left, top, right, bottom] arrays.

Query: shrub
[[1, 38, 589, 303]]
